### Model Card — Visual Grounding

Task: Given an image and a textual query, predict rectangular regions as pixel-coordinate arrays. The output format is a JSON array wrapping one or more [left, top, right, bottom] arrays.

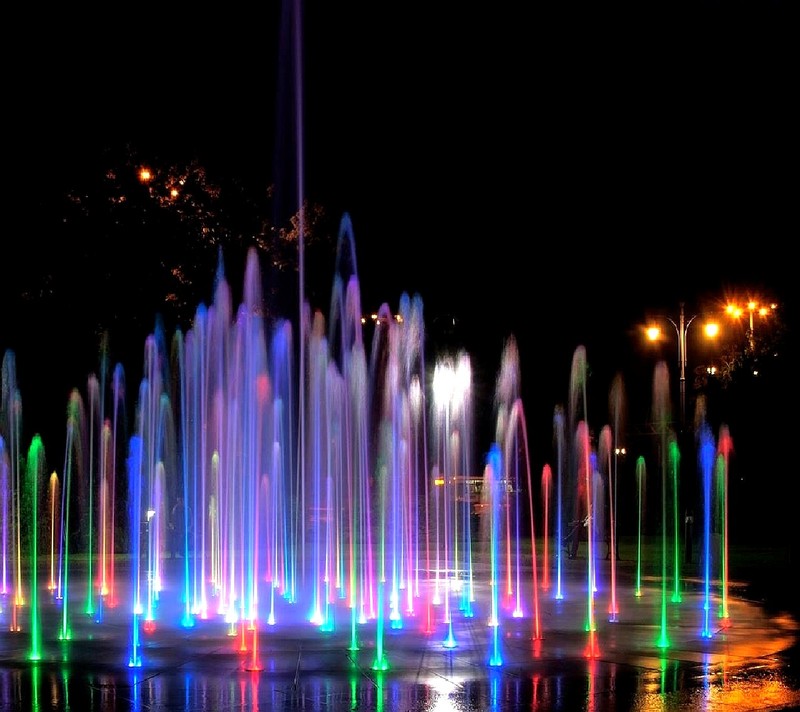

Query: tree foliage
[[14, 144, 336, 346]]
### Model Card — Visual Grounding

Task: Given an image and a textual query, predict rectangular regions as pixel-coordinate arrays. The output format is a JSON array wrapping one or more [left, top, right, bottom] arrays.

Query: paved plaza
[[1, 546, 798, 711]]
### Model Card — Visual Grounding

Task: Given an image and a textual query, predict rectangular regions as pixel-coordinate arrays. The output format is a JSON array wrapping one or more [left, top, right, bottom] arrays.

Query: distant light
[[362, 311, 404, 326], [138, 168, 153, 184]]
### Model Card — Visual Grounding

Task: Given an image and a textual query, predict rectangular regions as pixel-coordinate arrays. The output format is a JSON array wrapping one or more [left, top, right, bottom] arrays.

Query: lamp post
[[646, 302, 719, 430], [724, 299, 777, 353]]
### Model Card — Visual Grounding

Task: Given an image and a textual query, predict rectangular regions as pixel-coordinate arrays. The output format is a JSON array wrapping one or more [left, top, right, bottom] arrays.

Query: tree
[[12, 143, 335, 345]]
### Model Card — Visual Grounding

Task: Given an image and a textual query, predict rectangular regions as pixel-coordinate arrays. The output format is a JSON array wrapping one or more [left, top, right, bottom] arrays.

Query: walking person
[[169, 496, 186, 558]]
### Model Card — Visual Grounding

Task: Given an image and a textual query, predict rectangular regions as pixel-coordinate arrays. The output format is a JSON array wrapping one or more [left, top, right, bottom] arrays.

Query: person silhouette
[[170, 497, 186, 558]]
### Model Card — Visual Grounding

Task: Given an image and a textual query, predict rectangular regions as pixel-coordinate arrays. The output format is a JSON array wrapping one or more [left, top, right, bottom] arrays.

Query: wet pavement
[[1, 553, 799, 711]]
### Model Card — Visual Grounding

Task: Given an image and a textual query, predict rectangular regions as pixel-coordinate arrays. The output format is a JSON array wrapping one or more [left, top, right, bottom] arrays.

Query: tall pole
[[673, 302, 697, 431], [678, 303, 687, 431]]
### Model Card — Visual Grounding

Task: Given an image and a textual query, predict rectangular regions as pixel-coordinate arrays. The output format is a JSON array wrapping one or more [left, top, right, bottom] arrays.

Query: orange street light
[[724, 299, 777, 352], [646, 303, 719, 429]]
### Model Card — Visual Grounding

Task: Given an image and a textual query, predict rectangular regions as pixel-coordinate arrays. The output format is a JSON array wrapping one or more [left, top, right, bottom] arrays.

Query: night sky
[[5, 3, 797, 533], [13, 5, 796, 300]]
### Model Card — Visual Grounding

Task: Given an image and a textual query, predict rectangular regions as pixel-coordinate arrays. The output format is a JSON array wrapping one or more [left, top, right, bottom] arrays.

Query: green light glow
[[26, 435, 45, 662]]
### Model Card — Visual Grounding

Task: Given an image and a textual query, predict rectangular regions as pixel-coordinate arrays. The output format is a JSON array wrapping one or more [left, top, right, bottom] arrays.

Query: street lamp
[[646, 302, 719, 429], [724, 299, 777, 352]]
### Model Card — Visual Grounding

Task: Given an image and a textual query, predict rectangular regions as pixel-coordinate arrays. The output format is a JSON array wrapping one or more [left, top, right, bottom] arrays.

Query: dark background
[[4, 2, 797, 543]]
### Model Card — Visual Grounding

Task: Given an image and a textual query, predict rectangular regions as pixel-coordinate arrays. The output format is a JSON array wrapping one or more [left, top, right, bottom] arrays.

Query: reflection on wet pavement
[[1, 557, 798, 711]]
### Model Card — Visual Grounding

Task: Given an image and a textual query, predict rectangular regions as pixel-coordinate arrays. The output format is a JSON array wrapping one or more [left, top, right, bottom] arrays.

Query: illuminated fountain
[[0, 214, 793, 710]]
